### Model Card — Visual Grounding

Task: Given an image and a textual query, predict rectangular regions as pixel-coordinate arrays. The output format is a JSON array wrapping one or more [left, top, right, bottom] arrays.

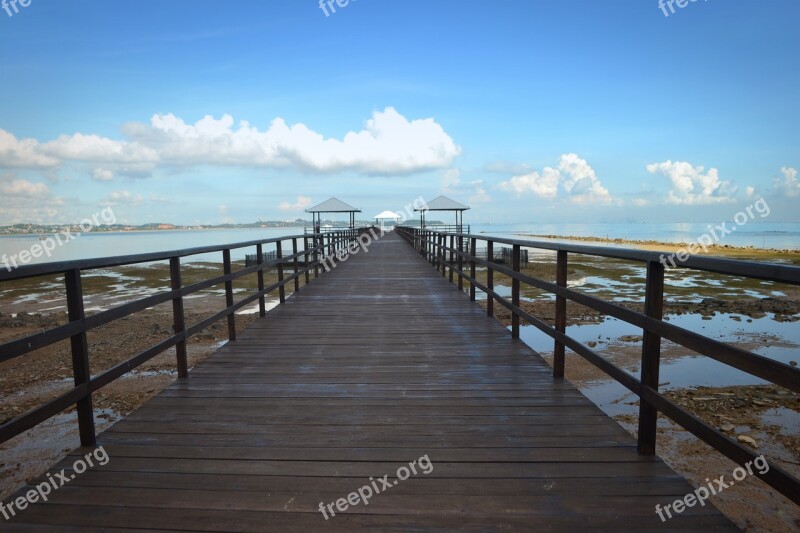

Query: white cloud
[[498, 167, 560, 198], [557, 154, 612, 204], [0, 130, 59, 168], [442, 168, 461, 188], [100, 190, 144, 207], [0, 108, 460, 177], [0, 175, 64, 223], [92, 168, 115, 181], [646, 160, 735, 205], [0, 178, 50, 198], [631, 198, 650, 207], [148, 194, 172, 204], [468, 180, 491, 204], [279, 195, 313, 211], [218, 204, 234, 224], [745, 186, 756, 199], [42, 133, 158, 164], [774, 166, 799, 197], [441, 168, 489, 205], [497, 154, 612, 204]]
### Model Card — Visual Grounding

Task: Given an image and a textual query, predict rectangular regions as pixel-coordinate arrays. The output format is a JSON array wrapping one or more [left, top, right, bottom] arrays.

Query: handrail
[[0, 232, 309, 282], [0, 228, 374, 447], [395, 226, 800, 505]]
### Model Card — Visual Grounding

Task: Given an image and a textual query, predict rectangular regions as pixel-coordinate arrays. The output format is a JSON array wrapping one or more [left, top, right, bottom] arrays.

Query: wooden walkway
[[5, 231, 735, 531]]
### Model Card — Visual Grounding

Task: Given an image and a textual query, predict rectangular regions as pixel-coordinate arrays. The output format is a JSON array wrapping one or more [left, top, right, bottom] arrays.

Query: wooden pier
[[0, 231, 746, 531]]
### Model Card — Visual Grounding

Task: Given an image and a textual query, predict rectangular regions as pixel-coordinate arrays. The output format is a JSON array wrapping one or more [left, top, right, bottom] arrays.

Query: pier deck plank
[[4, 231, 735, 531]]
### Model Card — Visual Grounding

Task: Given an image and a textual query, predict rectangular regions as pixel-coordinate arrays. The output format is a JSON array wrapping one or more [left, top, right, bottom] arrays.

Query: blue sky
[[0, 0, 798, 225]]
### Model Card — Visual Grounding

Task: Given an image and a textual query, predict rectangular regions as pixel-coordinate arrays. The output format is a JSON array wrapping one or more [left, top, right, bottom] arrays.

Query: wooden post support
[[314, 234, 320, 279], [441, 234, 446, 278], [276, 241, 286, 304], [222, 249, 236, 341], [449, 235, 455, 283], [256, 243, 266, 317], [434, 232, 439, 267], [304, 237, 311, 285], [292, 238, 300, 292], [64, 269, 96, 447], [553, 251, 568, 379], [169, 257, 188, 378], [487, 241, 494, 317], [637, 260, 665, 455], [469, 237, 477, 301], [457, 235, 464, 291], [511, 244, 521, 339]]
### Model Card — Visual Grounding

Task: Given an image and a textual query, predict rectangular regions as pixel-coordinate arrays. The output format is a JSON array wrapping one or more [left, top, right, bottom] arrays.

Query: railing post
[[449, 234, 455, 283], [457, 234, 464, 291], [276, 241, 286, 304], [169, 257, 188, 378], [440, 234, 446, 277], [304, 236, 311, 284], [314, 234, 320, 279], [64, 269, 96, 447], [256, 243, 267, 317], [638, 260, 665, 455], [434, 233, 440, 272], [469, 237, 476, 301], [222, 249, 236, 341], [553, 250, 568, 379], [511, 244, 521, 339], [292, 238, 300, 292], [487, 241, 494, 317]]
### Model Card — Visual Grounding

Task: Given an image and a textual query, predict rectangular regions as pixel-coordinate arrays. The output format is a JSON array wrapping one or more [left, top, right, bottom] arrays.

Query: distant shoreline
[[512, 233, 800, 254]]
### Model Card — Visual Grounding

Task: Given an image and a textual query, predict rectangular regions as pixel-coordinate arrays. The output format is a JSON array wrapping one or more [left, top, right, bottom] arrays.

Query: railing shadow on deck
[[0, 228, 377, 449], [396, 226, 800, 505]]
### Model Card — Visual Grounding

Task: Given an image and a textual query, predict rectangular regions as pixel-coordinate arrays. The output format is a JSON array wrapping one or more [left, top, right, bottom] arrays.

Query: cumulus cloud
[[92, 168, 115, 181], [0, 178, 50, 198], [497, 154, 612, 204], [100, 190, 144, 207], [42, 133, 159, 164], [646, 160, 736, 205], [0, 175, 64, 223], [557, 154, 612, 204], [0, 130, 59, 168], [0, 108, 460, 177], [279, 195, 313, 211], [442, 168, 461, 189], [774, 166, 799, 197], [468, 180, 491, 204], [441, 168, 490, 205], [498, 167, 560, 198]]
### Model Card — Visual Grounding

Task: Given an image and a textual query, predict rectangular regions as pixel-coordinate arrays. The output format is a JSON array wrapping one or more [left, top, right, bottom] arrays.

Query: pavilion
[[373, 210, 401, 230], [305, 198, 361, 232], [414, 195, 470, 232]]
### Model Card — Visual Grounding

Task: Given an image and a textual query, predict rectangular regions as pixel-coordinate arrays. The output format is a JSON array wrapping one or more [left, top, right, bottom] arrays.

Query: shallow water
[[521, 313, 799, 386]]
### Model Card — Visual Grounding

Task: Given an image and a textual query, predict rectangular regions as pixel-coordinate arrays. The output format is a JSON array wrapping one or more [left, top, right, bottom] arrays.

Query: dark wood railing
[[0, 229, 372, 448], [396, 226, 800, 504]]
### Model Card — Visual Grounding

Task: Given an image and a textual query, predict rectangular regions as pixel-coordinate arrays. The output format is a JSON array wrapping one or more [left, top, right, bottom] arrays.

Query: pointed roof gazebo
[[305, 197, 361, 230], [414, 195, 470, 232], [373, 210, 401, 224]]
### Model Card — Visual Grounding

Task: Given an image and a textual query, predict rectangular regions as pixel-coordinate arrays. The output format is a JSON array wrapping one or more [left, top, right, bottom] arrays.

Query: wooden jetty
[[2, 228, 798, 531]]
